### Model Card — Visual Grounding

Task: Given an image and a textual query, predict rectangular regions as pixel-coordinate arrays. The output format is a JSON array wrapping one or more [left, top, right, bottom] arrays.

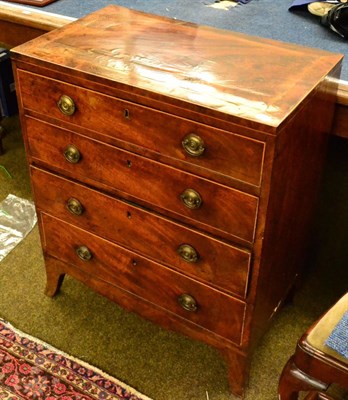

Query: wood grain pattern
[[17, 69, 265, 188], [11, 5, 343, 133], [31, 166, 251, 298], [1, 2, 346, 139], [11, 6, 343, 398], [42, 213, 246, 345], [25, 117, 258, 244]]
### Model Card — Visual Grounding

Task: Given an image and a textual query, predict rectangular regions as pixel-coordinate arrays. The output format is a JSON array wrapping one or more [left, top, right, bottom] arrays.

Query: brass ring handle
[[57, 94, 76, 116], [66, 198, 84, 216], [76, 245, 92, 261], [180, 188, 202, 209], [64, 145, 81, 164], [177, 244, 199, 263], [178, 293, 198, 312], [182, 133, 205, 157]]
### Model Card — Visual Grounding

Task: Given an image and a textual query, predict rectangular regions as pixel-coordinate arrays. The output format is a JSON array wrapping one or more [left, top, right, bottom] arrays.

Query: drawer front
[[18, 69, 264, 187], [31, 167, 251, 298], [42, 214, 246, 345], [26, 117, 258, 243]]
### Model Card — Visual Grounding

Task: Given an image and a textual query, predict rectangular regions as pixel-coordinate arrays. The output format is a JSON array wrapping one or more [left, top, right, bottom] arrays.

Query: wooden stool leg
[[279, 356, 328, 400]]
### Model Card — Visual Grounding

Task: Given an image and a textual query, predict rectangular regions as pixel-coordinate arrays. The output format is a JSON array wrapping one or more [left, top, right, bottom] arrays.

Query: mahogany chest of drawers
[[11, 6, 342, 398]]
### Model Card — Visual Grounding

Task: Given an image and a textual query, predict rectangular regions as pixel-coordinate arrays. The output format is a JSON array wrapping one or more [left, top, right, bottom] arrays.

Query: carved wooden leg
[[44, 257, 66, 297], [278, 356, 328, 400], [219, 346, 249, 399]]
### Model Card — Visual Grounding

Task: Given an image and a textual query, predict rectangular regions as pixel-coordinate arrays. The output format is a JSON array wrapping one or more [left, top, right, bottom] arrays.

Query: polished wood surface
[[0, 1, 348, 138], [42, 213, 246, 344], [18, 69, 265, 189], [11, 5, 343, 398], [11, 6, 343, 132], [1, 2, 347, 138], [24, 117, 258, 244], [31, 166, 251, 298]]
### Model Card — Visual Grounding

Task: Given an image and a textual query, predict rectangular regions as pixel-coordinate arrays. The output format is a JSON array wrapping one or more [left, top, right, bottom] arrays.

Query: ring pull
[[182, 133, 205, 157], [66, 198, 84, 216], [177, 244, 199, 263], [180, 188, 202, 209], [178, 293, 198, 312], [64, 145, 81, 164], [76, 245, 92, 261], [57, 95, 76, 116]]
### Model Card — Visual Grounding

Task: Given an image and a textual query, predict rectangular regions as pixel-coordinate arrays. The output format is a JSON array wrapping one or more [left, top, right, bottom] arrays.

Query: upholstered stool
[[278, 293, 348, 400]]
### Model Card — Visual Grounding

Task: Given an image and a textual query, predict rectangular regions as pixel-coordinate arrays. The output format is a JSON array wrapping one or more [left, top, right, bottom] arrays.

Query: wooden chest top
[[11, 5, 342, 132]]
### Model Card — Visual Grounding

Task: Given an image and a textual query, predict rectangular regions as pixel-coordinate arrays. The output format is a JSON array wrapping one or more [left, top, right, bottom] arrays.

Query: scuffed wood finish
[[11, 5, 342, 133], [11, 5, 343, 398]]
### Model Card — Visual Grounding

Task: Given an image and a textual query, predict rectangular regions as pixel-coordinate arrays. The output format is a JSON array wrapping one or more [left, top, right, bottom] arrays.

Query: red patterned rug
[[0, 318, 152, 400]]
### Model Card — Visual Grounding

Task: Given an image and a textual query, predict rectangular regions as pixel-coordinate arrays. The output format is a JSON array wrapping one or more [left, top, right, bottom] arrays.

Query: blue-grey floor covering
[[30, 0, 348, 81]]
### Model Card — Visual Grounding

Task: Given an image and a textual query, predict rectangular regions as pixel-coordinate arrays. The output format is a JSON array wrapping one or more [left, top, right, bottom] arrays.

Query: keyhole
[[127, 211, 132, 219], [124, 109, 130, 119], [126, 160, 132, 168], [132, 259, 137, 266]]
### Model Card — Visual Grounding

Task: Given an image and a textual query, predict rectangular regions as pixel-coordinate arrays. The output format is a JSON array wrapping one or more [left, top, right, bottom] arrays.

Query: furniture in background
[[278, 293, 348, 400], [10, 5, 343, 398], [0, 46, 18, 154], [4, 0, 57, 6]]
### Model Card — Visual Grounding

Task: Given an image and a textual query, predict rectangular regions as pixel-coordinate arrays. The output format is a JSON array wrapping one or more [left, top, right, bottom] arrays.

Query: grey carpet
[[27, 0, 348, 81]]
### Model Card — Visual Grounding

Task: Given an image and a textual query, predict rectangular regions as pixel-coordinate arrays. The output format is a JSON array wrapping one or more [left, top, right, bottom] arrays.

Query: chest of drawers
[[11, 6, 342, 398]]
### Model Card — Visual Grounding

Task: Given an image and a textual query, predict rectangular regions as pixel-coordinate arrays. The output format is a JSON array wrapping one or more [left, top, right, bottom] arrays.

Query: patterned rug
[[0, 318, 152, 400]]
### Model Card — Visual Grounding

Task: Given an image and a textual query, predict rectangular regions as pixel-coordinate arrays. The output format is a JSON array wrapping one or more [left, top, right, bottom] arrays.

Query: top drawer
[[17, 70, 265, 187]]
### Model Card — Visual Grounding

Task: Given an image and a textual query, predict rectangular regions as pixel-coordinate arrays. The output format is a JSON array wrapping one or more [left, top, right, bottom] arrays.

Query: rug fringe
[[0, 317, 153, 400]]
